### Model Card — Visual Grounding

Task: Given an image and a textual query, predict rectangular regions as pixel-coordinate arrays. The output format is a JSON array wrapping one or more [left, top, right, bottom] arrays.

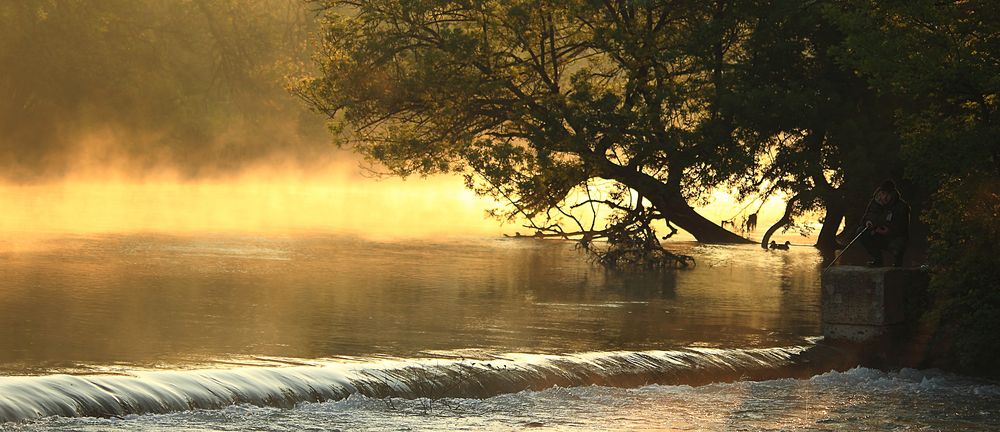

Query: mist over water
[[0, 163, 504, 239]]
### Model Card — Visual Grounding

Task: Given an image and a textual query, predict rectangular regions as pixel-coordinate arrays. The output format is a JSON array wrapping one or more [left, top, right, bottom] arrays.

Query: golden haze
[[0, 163, 503, 240], [0, 147, 801, 242]]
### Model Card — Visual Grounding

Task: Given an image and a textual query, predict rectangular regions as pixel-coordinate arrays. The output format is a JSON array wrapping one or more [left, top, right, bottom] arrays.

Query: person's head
[[875, 180, 898, 205]]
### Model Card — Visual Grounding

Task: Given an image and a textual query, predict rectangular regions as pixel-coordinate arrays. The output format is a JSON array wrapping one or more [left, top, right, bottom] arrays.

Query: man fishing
[[859, 180, 910, 267]]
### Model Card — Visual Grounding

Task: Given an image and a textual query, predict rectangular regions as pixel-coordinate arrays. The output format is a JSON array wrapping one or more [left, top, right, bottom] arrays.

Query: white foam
[[0, 346, 809, 422]]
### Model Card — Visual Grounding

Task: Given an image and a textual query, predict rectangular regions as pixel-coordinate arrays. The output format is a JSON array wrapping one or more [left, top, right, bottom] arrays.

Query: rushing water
[[0, 234, 996, 430]]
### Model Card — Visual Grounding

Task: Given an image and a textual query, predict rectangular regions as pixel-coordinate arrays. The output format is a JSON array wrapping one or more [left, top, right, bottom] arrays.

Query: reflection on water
[[0, 235, 822, 374]]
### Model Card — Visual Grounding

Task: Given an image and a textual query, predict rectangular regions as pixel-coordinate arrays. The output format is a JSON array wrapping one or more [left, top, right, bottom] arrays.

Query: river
[[0, 234, 995, 430]]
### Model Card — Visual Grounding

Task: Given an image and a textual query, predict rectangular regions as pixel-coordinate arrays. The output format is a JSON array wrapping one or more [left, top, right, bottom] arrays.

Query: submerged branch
[[583, 204, 695, 270], [583, 240, 696, 271]]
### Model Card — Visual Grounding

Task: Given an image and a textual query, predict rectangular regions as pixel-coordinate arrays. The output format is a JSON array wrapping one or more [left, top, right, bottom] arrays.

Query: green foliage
[[830, 0, 1000, 182], [832, 0, 1000, 376], [922, 178, 1000, 375]]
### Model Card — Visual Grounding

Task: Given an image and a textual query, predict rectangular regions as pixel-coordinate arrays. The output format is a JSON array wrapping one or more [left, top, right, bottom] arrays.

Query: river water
[[0, 234, 996, 430]]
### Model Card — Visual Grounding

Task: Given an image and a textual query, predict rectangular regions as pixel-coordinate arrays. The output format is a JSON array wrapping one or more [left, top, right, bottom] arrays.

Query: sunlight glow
[[0, 148, 804, 243], [0, 163, 505, 241]]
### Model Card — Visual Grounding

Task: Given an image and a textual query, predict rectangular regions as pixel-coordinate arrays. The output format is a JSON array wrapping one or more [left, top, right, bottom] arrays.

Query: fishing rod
[[823, 225, 869, 272]]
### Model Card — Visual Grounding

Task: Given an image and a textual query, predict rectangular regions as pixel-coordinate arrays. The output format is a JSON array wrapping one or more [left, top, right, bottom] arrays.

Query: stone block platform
[[821, 266, 928, 343]]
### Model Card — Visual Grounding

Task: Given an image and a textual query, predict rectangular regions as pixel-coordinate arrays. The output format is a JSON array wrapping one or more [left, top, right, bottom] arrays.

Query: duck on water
[[769, 240, 791, 250]]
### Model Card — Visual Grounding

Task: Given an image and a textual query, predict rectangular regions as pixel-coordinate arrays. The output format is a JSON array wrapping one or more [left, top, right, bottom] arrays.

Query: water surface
[[0, 235, 821, 374], [0, 235, 995, 430]]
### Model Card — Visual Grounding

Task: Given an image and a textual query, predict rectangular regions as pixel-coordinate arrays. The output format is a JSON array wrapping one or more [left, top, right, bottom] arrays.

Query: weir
[[0, 346, 820, 423]]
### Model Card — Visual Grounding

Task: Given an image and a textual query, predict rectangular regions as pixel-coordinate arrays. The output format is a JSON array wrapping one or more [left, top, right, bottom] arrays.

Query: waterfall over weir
[[0, 346, 813, 422]]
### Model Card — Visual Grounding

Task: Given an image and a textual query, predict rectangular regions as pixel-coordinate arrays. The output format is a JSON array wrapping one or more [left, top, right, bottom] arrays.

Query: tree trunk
[[816, 203, 844, 250], [595, 159, 752, 244], [654, 192, 753, 244], [761, 193, 801, 249], [841, 211, 862, 239]]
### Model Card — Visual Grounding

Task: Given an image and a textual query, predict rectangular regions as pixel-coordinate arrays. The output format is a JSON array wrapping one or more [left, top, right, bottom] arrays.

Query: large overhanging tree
[[295, 0, 754, 253]]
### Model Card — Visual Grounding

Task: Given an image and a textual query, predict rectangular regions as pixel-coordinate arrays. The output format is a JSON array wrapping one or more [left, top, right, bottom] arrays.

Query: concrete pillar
[[821, 266, 929, 343]]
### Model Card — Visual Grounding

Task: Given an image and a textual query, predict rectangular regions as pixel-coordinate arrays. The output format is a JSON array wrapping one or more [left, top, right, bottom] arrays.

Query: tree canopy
[[296, 0, 757, 247]]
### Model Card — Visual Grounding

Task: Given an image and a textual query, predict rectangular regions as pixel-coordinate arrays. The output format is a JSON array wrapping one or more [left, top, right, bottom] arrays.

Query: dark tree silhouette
[[295, 0, 754, 253]]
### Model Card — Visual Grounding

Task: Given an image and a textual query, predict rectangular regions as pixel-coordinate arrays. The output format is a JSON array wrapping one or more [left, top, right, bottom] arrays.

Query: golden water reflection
[[0, 235, 822, 375]]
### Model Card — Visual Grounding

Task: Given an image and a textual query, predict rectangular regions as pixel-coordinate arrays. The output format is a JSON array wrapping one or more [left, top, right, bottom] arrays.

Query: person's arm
[[860, 198, 878, 229]]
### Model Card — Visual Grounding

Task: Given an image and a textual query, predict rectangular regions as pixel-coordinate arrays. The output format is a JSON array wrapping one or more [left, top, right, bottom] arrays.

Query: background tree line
[[0, 0, 324, 180], [297, 0, 998, 375]]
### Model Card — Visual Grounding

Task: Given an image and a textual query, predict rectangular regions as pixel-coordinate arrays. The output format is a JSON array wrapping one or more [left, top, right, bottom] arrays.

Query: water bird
[[769, 240, 791, 250]]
